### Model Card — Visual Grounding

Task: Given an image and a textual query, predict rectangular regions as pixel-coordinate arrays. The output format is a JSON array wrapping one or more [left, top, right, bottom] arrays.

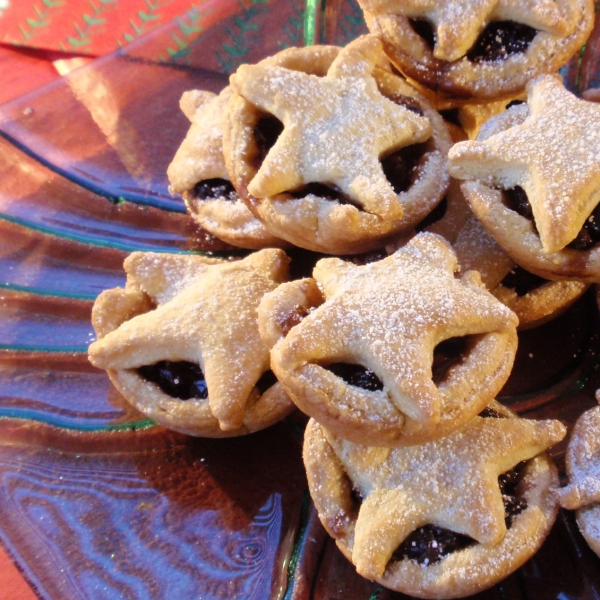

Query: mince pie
[[358, 0, 593, 100], [167, 87, 285, 250], [559, 404, 600, 558], [448, 74, 600, 283], [304, 405, 565, 598], [260, 232, 518, 446], [224, 34, 453, 255], [88, 249, 294, 437], [454, 214, 588, 329]]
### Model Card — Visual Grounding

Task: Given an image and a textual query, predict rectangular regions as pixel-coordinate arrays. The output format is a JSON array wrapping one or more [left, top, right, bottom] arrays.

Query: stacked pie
[[257, 231, 566, 598], [559, 402, 600, 559], [357, 0, 593, 100], [88, 1, 600, 596], [88, 249, 295, 437]]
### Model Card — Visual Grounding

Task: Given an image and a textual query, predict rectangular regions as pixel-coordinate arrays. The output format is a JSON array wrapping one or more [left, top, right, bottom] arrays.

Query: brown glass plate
[[0, 1, 599, 598]]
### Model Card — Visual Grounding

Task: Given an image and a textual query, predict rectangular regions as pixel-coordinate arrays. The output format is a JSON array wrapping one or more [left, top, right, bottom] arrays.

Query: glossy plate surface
[[0, 1, 600, 598]]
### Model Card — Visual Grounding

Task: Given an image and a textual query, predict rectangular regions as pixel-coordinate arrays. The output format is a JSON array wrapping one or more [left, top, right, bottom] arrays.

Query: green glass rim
[[303, 0, 320, 45]]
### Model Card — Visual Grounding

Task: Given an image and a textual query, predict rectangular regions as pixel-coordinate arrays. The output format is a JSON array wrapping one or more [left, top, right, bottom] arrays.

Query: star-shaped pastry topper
[[229, 34, 432, 221], [167, 87, 233, 194], [362, 0, 568, 61], [559, 405, 600, 510], [88, 249, 290, 431], [449, 75, 600, 254], [274, 233, 518, 426], [325, 414, 565, 579]]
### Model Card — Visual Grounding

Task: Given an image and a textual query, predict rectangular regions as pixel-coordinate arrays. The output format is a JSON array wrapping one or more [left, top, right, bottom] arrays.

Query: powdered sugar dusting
[[230, 36, 432, 219], [321, 414, 564, 580], [449, 75, 600, 253], [278, 232, 517, 427]]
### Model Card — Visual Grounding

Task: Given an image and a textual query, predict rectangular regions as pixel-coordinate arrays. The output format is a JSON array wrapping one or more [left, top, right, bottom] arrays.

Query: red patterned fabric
[[0, 45, 66, 104], [0, 0, 207, 55], [0, 544, 37, 600]]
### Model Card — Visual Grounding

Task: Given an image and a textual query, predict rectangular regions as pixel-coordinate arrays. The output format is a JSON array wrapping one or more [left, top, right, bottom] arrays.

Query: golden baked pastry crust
[[167, 88, 232, 196], [458, 180, 600, 282], [453, 214, 588, 329], [382, 177, 472, 249], [166, 87, 285, 250], [304, 409, 565, 599], [453, 94, 526, 139], [420, 180, 470, 243], [448, 75, 600, 282], [262, 232, 518, 446], [559, 404, 600, 557], [491, 271, 587, 329], [88, 249, 294, 437], [170, 44, 345, 249], [360, 0, 593, 100], [224, 35, 452, 254]]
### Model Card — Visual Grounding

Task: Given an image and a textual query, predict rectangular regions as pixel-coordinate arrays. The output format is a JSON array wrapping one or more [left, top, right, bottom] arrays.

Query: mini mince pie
[[166, 87, 285, 250], [224, 34, 453, 255], [259, 232, 519, 446], [448, 75, 600, 283], [303, 404, 566, 599], [559, 404, 600, 558], [453, 214, 588, 329], [358, 0, 593, 100], [88, 249, 295, 437]]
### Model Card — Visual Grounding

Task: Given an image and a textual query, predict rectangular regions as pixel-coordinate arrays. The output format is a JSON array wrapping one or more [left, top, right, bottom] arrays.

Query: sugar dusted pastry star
[[262, 232, 518, 446], [304, 411, 565, 597], [230, 35, 431, 219], [559, 404, 600, 557], [450, 75, 600, 253], [225, 36, 452, 254], [88, 249, 294, 437], [363, 0, 568, 62], [360, 0, 593, 100], [167, 88, 232, 196], [449, 75, 600, 282], [166, 87, 284, 250]]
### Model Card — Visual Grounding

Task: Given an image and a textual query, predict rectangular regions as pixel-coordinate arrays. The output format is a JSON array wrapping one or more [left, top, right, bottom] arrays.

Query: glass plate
[[0, 1, 599, 598]]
